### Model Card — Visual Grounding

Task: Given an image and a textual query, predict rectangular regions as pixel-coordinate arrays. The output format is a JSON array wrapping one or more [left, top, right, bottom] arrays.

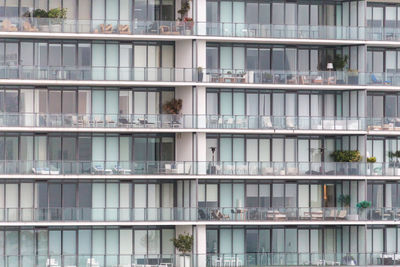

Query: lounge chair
[[211, 209, 229, 220], [299, 75, 310, 84], [371, 74, 391, 85], [32, 167, 50, 175], [337, 209, 347, 219], [262, 116, 273, 128], [113, 165, 131, 174], [118, 24, 131, 34], [23, 21, 38, 32], [1, 19, 18, 31]]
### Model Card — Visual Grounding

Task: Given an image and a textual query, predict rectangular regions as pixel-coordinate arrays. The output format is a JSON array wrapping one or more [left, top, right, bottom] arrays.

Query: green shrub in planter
[[356, 201, 371, 209], [331, 150, 362, 162], [32, 9, 48, 18], [367, 157, 376, 163]]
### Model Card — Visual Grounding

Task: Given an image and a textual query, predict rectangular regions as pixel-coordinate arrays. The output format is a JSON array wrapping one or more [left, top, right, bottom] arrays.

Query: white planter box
[[179, 255, 191, 267]]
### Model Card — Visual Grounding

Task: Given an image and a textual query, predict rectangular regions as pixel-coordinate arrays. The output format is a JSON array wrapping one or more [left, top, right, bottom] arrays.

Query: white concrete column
[[175, 40, 193, 81], [196, 40, 207, 82], [196, 225, 207, 267], [176, 133, 193, 161], [176, 86, 194, 128], [196, 132, 207, 174], [196, 40, 206, 69], [196, 0, 207, 35]]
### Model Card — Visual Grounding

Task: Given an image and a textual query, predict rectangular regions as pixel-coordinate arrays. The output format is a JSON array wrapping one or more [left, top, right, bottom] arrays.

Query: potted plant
[[331, 150, 361, 175], [367, 157, 376, 163], [356, 200, 371, 209], [183, 17, 194, 34], [331, 150, 362, 162], [177, 0, 191, 21], [356, 200, 371, 220], [163, 98, 183, 125], [348, 69, 359, 85], [197, 67, 203, 82], [172, 233, 193, 267], [163, 98, 183, 114], [31, 9, 50, 31], [333, 55, 348, 71], [338, 194, 350, 208], [48, 8, 67, 32], [333, 55, 348, 84]]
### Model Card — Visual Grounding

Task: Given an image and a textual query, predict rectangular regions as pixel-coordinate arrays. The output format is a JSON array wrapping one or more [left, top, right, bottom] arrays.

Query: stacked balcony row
[[0, 40, 399, 86], [0, 0, 399, 42], [0, 179, 395, 222]]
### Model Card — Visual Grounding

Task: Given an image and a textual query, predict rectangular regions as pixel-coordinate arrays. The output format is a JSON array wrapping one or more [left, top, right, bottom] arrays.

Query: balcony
[[201, 23, 365, 40], [368, 117, 400, 131], [1, 161, 400, 177], [0, 161, 193, 176], [0, 207, 396, 223], [203, 70, 400, 86], [0, 113, 196, 129], [2, 17, 400, 43], [1, 66, 400, 87], [0, 113, 367, 132], [203, 253, 399, 266], [0, 66, 195, 83], [0, 17, 195, 36], [204, 116, 366, 131]]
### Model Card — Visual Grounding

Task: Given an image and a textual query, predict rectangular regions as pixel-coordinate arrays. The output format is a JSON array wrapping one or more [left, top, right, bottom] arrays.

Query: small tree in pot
[[163, 98, 183, 114], [163, 98, 183, 125], [172, 233, 193, 267]]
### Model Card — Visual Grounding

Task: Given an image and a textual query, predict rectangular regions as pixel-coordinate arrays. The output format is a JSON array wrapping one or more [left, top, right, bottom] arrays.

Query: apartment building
[[0, 0, 399, 266]]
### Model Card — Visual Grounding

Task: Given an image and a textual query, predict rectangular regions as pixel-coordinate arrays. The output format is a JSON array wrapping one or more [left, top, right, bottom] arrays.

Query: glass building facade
[[1, 0, 400, 266]]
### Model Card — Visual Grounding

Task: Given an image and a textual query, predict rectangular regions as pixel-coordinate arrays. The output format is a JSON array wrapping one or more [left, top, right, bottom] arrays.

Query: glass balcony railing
[[1, 161, 400, 176], [367, 27, 400, 41], [368, 117, 400, 131], [0, 207, 397, 222], [0, 113, 367, 131], [0, 254, 176, 267], [204, 115, 366, 131], [200, 23, 365, 40], [0, 113, 196, 129], [2, 17, 400, 42], [0, 160, 194, 175], [1, 66, 400, 86], [0, 66, 196, 82], [203, 70, 400, 86], [0, 253, 397, 267], [0, 17, 195, 35], [201, 253, 399, 266]]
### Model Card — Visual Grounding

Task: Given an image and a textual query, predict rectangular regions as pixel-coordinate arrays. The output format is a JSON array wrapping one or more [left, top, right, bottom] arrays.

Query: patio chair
[[371, 74, 391, 85]]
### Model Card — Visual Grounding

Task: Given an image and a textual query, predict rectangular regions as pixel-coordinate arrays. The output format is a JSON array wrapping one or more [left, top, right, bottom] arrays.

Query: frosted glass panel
[[233, 47, 245, 70], [106, 44, 118, 80], [106, 90, 118, 122], [92, 184, 105, 220], [106, 0, 118, 25], [220, 47, 232, 70], [220, 229, 232, 254], [220, 184, 232, 207], [233, 2, 245, 36], [134, 46, 146, 80], [220, 138, 232, 161], [220, 1, 232, 35], [106, 184, 118, 220], [92, 44, 105, 80]]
